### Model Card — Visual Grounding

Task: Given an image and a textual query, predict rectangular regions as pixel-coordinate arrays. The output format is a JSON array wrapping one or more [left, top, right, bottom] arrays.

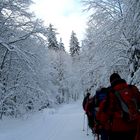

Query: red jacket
[[96, 82, 140, 132]]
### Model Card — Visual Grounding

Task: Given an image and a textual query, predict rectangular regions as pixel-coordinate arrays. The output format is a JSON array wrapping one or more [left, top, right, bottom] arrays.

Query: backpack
[[94, 88, 109, 133], [95, 88, 108, 108], [113, 85, 140, 121]]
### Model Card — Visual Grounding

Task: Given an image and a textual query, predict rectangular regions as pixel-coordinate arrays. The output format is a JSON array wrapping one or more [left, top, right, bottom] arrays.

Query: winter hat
[[110, 73, 121, 84]]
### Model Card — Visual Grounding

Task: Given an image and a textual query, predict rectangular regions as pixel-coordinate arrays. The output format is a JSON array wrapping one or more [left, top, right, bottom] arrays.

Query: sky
[[30, 0, 88, 52], [0, 100, 93, 140]]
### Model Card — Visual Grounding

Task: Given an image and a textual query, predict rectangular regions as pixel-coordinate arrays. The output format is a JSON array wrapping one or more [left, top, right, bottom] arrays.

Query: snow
[[0, 100, 93, 140]]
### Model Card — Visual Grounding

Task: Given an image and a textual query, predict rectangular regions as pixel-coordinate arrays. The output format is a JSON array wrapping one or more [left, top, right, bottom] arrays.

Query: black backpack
[[95, 87, 108, 107]]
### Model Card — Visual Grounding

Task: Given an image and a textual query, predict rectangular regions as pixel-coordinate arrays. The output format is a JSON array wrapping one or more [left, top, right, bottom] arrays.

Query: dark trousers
[[87, 115, 94, 129], [100, 129, 108, 140], [109, 130, 136, 140]]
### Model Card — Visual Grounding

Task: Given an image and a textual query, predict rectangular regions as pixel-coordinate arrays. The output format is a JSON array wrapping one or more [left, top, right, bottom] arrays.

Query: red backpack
[[113, 85, 140, 121], [113, 85, 140, 140]]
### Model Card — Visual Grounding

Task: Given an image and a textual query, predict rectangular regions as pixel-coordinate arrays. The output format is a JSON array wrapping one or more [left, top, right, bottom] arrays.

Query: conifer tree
[[58, 38, 65, 51], [69, 31, 80, 57], [47, 24, 59, 50]]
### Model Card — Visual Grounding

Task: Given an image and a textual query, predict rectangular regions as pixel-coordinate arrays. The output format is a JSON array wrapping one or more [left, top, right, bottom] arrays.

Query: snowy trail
[[0, 100, 94, 140]]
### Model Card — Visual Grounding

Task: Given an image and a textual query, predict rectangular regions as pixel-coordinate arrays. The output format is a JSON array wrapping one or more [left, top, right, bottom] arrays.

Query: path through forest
[[0, 100, 94, 140]]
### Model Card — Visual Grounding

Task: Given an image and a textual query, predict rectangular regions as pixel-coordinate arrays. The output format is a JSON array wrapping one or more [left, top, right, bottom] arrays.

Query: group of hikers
[[82, 73, 140, 140]]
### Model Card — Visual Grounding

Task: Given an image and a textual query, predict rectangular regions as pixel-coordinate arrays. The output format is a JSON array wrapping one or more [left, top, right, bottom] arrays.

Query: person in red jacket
[[96, 73, 140, 140], [82, 91, 90, 111], [82, 90, 95, 131]]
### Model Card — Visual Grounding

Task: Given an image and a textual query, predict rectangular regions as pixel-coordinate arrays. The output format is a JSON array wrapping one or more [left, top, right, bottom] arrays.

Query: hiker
[[96, 73, 140, 140], [85, 96, 96, 131], [82, 89, 91, 111], [94, 87, 109, 140], [82, 89, 95, 131]]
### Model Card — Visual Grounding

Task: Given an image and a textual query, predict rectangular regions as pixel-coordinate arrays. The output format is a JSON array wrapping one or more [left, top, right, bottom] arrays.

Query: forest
[[0, 0, 140, 119]]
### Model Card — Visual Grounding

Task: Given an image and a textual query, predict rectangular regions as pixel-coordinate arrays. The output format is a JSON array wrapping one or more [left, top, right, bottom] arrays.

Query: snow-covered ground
[[0, 100, 94, 140]]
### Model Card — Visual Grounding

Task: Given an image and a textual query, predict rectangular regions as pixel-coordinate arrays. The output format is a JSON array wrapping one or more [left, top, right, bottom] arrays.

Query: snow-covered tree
[[80, 0, 140, 91], [0, 0, 49, 118], [121, 0, 140, 85], [69, 31, 80, 57], [58, 38, 65, 51], [47, 24, 59, 51]]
